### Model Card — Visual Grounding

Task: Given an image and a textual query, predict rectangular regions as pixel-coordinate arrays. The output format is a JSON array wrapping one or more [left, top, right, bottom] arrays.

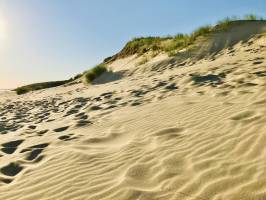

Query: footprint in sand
[[100, 92, 114, 100], [64, 109, 80, 117], [58, 134, 78, 141], [131, 101, 142, 106], [1, 162, 23, 177], [130, 89, 149, 97], [191, 73, 225, 86], [104, 105, 118, 110], [36, 129, 49, 136], [253, 61, 264, 65], [20, 143, 49, 162], [1, 140, 24, 154], [1, 178, 13, 184], [0, 162, 24, 184], [253, 70, 266, 77], [90, 105, 103, 111], [75, 120, 91, 127], [53, 126, 69, 133], [28, 125, 37, 130], [74, 112, 88, 120]]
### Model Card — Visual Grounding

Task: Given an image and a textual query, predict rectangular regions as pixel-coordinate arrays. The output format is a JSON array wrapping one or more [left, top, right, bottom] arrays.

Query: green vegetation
[[106, 14, 265, 60], [115, 37, 167, 59], [84, 64, 108, 83], [109, 26, 213, 59], [215, 17, 235, 30], [15, 14, 265, 95], [244, 14, 259, 20], [115, 25, 214, 58], [15, 64, 108, 95], [191, 25, 212, 40], [15, 80, 70, 95], [15, 71, 85, 95], [15, 87, 29, 95], [136, 56, 149, 66]]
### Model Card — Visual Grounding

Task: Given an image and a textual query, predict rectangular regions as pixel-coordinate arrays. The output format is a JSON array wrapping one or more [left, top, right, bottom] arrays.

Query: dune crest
[[0, 21, 266, 200]]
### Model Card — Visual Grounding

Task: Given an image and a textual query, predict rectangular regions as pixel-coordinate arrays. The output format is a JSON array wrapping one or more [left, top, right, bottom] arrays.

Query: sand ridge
[[0, 30, 266, 199]]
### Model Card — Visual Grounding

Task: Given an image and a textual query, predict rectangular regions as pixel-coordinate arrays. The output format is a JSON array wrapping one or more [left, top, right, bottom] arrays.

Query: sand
[[0, 25, 266, 200]]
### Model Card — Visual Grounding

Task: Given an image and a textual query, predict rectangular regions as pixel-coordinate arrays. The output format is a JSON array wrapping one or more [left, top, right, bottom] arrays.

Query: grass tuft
[[244, 14, 259, 21], [16, 88, 29, 95], [15, 80, 70, 95], [84, 64, 108, 83], [136, 57, 149, 66]]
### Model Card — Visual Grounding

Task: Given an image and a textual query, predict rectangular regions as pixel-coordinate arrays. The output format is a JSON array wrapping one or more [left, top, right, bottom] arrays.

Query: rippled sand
[[0, 26, 266, 200]]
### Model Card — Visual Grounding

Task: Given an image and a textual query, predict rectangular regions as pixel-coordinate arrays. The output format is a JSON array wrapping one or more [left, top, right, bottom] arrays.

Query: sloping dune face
[[194, 21, 266, 58], [0, 22, 266, 200]]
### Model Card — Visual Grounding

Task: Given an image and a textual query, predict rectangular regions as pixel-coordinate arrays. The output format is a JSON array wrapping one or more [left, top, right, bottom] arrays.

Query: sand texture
[[0, 23, 266, 200]]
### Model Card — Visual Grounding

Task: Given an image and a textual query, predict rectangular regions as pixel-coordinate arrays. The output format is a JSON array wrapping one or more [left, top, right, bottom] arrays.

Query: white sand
[[0, 23, 266, 200]]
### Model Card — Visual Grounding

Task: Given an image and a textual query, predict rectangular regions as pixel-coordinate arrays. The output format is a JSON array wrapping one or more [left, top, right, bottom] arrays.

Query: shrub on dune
[[84, 64, 108, 83], [15, 87, 29, 95], [15, 80, 70, 95]]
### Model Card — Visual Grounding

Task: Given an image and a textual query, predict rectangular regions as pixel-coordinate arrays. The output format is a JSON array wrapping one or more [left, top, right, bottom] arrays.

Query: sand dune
[[0, 23, 266, 200]]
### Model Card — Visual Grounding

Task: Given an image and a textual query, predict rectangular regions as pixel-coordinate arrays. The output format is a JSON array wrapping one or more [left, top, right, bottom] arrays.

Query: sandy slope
[[0, 27, 266, 200]]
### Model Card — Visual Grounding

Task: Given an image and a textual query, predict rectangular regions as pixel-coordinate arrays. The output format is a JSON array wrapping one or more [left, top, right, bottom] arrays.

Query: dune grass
[[84, 64, 108, 83], [136, 56, 149, 66], [15, 73, 83, 95], [15, 80, 71, 95], [115, 25, 213, 58], [15, 64, 108, 95], [244, 14, 262, 20], [15, 87, 29, 95], [109, 26, 213, 59], [106, 14, 265, 60], [16, 14, 265, 95]]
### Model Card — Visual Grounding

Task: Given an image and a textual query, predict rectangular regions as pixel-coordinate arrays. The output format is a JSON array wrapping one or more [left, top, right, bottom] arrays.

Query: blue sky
[[0, 0, 266, 89]]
